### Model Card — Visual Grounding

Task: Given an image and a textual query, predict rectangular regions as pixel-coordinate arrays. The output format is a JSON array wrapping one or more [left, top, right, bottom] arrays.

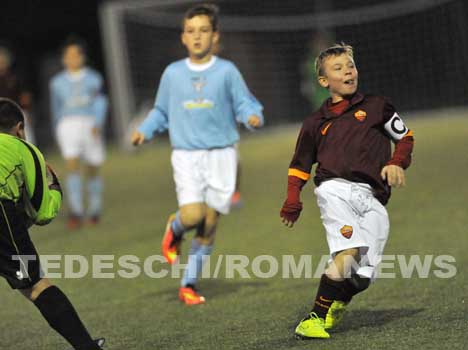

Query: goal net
[[100, 0, 468, 147]]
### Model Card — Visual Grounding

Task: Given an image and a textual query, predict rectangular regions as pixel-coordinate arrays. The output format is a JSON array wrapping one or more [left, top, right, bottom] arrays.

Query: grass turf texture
[[0, 114, 466, 349]]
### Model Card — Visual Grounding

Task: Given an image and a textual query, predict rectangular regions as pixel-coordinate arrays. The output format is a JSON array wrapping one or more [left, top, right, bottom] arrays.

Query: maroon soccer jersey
[[288, 92, 413, 205]]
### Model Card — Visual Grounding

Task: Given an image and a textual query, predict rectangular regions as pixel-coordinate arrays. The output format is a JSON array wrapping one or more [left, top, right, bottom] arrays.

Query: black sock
[[341, 281, 355, 303], [341, 274, 371, 302], [311, 274, 346, 319], [33, 286, 100, 350]]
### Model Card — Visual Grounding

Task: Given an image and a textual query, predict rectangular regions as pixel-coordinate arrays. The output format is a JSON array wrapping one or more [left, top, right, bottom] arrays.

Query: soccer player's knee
[[65, 158, 80, 172], [347, 273, 371, 293], [204, 212, 219, 230], [21, 279, 53, 301], [86, 165, 100, 177], [180, 206, 206, 227]]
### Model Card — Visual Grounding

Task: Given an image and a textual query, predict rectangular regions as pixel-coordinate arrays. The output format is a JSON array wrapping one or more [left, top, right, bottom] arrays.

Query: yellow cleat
[[325, 300, 348, 330], [295, 312, 330, 339]]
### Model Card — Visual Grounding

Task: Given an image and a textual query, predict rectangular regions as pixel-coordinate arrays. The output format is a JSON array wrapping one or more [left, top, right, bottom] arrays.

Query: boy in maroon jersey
[[280, 43, 414, 339]]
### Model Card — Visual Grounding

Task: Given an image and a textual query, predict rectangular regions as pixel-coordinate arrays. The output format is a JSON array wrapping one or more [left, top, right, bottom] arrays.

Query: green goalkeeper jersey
[[0, 133, 62, 225]]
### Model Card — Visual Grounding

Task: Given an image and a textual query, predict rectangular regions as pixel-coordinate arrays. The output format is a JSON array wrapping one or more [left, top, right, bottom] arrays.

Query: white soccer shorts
[[171, 146, 237, 215], [56, 116, 105, 166], [314, 178, 390, 279]]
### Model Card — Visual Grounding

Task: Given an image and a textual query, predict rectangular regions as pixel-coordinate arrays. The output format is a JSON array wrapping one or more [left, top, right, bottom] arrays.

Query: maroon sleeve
[[387, 134, 414, 169], [288, 119, 317, 181], [381, 97, 415, 169]]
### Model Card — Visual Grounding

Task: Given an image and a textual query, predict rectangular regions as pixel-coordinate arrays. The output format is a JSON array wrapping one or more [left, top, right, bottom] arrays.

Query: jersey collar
[[319, 92, 365, 119], [66, 67, 87, 81], [185, 56, 217, 72]]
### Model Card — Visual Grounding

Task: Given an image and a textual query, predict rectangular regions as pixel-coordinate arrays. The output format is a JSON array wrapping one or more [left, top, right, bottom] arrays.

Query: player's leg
[[83, 120, 106, 225], [0, 201, 102, 349], [296, 180, 367, 338], [163, 150, 207, 264], [337, 197, 390, 303], [179, 205, 219, 305], [230, 144, 243, 209], [20, 279, 103, 350], [56, 117, 84, 229], [162, 202, 206, 265], [182, 207, 218, 278], [65, 157, 84, 229], [179, 146, 233, 304], [85, 164, 103, 225]]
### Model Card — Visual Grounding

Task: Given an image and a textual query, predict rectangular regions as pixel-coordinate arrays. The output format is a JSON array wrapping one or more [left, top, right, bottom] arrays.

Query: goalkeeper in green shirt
[[0, 98, 104, 349]]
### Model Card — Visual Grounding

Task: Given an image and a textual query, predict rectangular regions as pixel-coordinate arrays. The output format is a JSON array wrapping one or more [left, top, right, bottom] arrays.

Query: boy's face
[[319, 54, 358, 99], [181, 15, 219, 61], [62, 45, 85, 72]]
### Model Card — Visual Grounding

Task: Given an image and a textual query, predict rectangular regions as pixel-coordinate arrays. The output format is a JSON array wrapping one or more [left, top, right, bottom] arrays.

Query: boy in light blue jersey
[[50, 37, 108, 230], [132, 3, 263, 305]]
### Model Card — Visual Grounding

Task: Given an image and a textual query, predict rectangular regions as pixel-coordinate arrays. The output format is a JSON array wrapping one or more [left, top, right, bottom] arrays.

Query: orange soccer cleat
[[67, 215, 82, 231], [179, 286, 206, 305], [230, 191, 243, 210], [161, 214, 182, 264]]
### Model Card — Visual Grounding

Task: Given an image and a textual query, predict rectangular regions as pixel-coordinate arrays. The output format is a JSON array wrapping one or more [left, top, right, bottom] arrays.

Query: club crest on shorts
[[354, 110, 367, 122], [340, 225, 353, 239]]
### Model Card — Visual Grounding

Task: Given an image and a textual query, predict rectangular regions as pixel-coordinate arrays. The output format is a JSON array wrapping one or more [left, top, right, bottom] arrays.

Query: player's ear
[[213, 31, 220, 45], [318, 76, 329, 89], [14, 121, 25, 140], [181, 32, 187, 46]]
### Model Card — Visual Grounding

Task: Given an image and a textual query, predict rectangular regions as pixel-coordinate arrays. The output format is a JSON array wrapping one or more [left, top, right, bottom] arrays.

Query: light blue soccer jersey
[[138, 56, 264, 150], [50, 67, 108, 127]]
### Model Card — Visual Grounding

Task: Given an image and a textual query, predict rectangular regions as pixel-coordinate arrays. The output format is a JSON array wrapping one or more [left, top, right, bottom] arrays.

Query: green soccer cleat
[[324, 300, 348, 330], [295, 312, 330, 339]]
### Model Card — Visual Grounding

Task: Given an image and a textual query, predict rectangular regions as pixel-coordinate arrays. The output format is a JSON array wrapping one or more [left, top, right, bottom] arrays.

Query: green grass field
[[1, 113, 466, 349]]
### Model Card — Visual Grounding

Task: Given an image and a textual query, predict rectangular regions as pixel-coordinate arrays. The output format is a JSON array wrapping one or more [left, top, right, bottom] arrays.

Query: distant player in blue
[[50, 37, 108, 230], [132, 3, 264, 305]]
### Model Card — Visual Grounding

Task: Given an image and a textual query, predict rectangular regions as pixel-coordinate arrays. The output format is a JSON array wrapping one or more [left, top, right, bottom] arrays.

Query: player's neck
[[67, 67, 85, 74], [330, 94, 344, 104], [189, 54, 213, 65], [330, 93, 355, 104]]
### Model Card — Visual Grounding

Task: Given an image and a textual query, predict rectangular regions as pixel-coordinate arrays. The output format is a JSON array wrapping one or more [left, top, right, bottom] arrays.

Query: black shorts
[[0, 200, 42, 289]]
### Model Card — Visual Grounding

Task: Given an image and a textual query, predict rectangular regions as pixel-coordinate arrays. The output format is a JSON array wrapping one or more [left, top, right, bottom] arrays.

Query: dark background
[[1, 0, 467, 146], [0, 0, 106, 91]]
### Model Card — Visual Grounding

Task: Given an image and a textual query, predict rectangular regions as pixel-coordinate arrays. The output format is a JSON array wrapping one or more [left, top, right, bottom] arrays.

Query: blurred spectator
[[301, 31, 334, 110], [0, 46, 35, 142]]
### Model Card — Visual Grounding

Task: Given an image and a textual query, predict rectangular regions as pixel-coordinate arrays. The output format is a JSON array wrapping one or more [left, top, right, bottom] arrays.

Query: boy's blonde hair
[[315, 43, 354, 76]]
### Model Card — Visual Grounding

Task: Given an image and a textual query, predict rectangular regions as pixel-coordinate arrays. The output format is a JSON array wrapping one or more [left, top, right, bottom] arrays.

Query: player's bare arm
[[381, 164, 406, 188]]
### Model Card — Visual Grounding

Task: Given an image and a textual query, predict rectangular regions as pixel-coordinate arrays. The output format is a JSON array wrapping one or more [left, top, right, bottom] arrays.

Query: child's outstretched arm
[[280, 175, 306, 227], [132, 70, 170, 146], [280, 119, 317, 228], [229, 64, 264, 130]]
